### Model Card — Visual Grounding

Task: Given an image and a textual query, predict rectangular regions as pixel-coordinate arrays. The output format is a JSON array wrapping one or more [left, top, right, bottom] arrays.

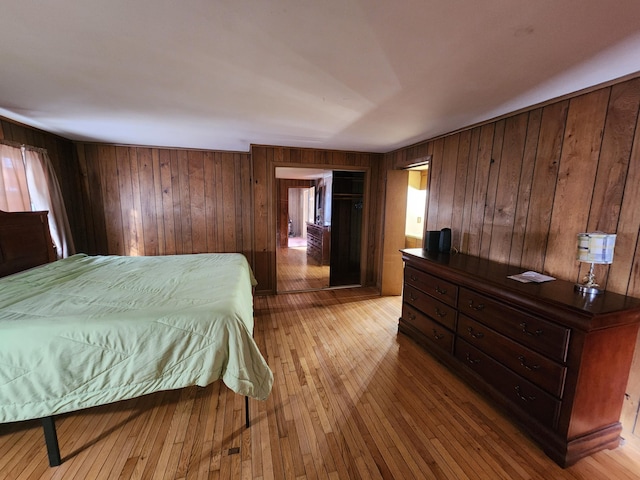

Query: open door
[[381, 170, 409, 295]]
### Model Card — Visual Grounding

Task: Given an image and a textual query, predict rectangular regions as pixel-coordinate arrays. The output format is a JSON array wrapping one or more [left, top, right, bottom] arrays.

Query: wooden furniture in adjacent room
[[306, 222, 330, 265], [398, 248, 640, 467]]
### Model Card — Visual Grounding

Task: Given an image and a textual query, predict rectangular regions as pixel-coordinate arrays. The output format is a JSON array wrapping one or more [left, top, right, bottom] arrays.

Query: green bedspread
[[0, 253, 273, 423]]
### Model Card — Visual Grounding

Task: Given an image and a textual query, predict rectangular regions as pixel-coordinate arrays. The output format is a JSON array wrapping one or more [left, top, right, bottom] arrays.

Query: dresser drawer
[[458, 288, 570, 362], [405, 266, 458, 307], [402, 303, 454, 353], [403, 284, 457, 331], [457, 314, 567, 398], [455, 339, 561, 429]]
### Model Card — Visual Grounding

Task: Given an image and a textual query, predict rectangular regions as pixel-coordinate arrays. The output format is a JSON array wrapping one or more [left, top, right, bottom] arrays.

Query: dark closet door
[[329, 171, 364, 286]]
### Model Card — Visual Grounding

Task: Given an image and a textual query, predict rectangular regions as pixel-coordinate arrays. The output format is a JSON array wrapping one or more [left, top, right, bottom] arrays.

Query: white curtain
[[0, 141, 75, 258], [23, 147, 75, 258]]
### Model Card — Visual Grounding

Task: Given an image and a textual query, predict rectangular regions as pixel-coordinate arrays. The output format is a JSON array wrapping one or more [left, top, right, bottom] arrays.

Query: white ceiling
[[1, 1, 640, 154]]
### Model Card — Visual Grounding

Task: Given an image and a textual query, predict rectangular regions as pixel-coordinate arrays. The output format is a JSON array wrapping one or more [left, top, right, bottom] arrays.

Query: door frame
[[381, 169, 409, 295], [378, 158, 432, 295], [272, 162, 371, 292]]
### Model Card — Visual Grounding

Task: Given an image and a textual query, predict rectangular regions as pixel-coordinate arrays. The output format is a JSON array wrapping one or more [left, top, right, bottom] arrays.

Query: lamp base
[[574, 283, 604, 295], [575, 262, 605, 295]]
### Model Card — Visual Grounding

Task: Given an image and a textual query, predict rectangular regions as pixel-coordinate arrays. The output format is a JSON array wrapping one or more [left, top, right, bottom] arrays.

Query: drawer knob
[[467, 300, 485, 311], [515, 385, 536, 402], [465, 353, 480, 365], [408, 312, 416, 321], [410, 274, 418, 281], [435, 286, 447, 295], [519, 322, 543, 337], [432, 329, 445, 340], [518, 355, 540, 371], [410, 292, 417, 301], [467, 327, 485, 339], [434, 307, 447, 318]]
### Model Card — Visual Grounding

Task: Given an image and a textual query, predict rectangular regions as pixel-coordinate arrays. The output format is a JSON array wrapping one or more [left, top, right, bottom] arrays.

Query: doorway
[[286, 186, 314, 248], [277, 182, 330, 292], [381, 162, 430, 295], [276, 168, 331, 292], [275, 167, 366, 293]]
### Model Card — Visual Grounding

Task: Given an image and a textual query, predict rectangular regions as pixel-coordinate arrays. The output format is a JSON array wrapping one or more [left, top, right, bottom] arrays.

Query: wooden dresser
[[307, 223, 330, 265], [399, 248, 640, 467]]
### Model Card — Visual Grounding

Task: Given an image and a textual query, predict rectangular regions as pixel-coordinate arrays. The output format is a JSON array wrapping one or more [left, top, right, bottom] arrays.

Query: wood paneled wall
[[73, 144, 254, 260], [387, 76, 640, 298], [385, 75, 640, 434], [68, 143, 384, 295]]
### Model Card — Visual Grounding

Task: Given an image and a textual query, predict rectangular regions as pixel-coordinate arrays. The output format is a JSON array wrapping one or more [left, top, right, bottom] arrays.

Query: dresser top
[[401, 249, 640, 331]]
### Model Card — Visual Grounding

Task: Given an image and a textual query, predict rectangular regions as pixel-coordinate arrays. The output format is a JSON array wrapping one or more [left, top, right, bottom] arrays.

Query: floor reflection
[[277, 238, 330, 292]]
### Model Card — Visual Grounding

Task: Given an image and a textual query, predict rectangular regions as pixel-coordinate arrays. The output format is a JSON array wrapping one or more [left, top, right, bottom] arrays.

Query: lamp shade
[[576, 233, 616, 264]]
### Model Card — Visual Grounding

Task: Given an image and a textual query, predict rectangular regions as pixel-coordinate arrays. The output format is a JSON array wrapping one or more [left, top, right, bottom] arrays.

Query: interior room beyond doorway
[[275, 167, 365, 293], [276, 168, 331, 293]]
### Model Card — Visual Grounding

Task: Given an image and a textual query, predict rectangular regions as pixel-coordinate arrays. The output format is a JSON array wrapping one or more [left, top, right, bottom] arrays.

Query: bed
[[0, 210, 273, 466]]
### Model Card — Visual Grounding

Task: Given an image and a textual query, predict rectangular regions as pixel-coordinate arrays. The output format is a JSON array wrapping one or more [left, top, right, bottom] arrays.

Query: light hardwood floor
[[277, 245, 329, 293], [2, 288, 640, 479]]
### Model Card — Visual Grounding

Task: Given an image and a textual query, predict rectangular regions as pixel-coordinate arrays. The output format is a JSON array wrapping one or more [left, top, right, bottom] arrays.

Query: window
[[0, 142, 74, 258], [0, 144, 30, 211]]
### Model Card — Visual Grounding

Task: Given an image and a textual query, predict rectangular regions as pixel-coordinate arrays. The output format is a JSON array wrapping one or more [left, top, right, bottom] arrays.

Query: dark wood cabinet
[[306, 223, 330, 265], [0, 210, 56, 277], [399, 248, 640, 467]]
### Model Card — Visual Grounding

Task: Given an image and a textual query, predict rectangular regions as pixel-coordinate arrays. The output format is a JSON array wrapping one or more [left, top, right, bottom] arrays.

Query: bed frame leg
[[245, 396, 250, 428], [41, 416, 61, 467]]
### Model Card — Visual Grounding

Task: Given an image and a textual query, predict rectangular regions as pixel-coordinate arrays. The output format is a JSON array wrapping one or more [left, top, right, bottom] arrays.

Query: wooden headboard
[[0, 210, 56, 278]]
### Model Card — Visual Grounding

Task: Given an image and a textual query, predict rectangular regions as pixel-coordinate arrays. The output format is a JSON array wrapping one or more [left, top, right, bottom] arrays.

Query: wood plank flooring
[[2, 288, 640, 479], [276, 245, 329, 293]]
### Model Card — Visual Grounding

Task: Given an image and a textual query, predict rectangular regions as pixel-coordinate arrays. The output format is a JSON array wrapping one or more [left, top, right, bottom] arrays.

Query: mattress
[[0, 253, 273, 423]]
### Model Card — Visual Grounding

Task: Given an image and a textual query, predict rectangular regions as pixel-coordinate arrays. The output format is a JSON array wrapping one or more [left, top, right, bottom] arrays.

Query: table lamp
[[574, 232, 616, 294]]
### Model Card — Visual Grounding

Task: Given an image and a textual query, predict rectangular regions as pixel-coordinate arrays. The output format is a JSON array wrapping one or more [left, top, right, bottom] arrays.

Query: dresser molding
[[399, 248, 640, 467]]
